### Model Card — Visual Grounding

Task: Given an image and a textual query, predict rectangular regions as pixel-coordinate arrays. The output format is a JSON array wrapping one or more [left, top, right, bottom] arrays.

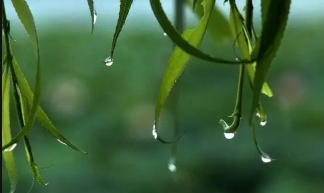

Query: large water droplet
[[57, 139, 67, 145], [168, 157, 177, 172], [261, 155, 272, 163], [93, 11, 98, 24], [260, 120, 267, 126], [224, 132, 235, 139], [152, 125, 158, 139], [104, 57, 113, 66], [3, 143, 17, 152]]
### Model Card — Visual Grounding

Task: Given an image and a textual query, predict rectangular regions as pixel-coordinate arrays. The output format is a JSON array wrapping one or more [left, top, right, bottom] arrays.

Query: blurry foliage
[[2, 0, 324, 193]]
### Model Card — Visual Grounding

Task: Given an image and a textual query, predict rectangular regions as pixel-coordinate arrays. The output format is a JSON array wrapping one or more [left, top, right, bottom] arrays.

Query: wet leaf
[[149, 0, 254, 65], [2, 58, 87, 154], [110, 0, 134, 59], [185, 0, 232, 43], [154, 0, 216, 141], [2, 59, 18, 193], [250, 0, 291, 124], [86, 0, 97, 34]]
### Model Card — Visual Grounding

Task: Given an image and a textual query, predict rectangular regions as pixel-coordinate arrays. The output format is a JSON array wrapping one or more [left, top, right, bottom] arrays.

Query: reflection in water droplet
[[261, 155, 271, 163], [256, 112, 260, 117], [163, 32, 167, 36], [104, 57, 113, 66], [93, 11, 98, 24], [57, 139, 67, 145], [260, 120, 267, 126], [224, 132, 235, 139], [152, 125, 158, 139], [3, 143, 17, 152], [168, 157, 177, 172]]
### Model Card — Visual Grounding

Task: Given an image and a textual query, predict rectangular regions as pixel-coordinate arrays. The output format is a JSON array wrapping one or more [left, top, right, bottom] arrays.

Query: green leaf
[[149, 0, 254, 65], [86, 0, 97, 34], [185, 0, 232, 43], [2, 58, 87, 154], [192, 0, 199, 10], [10, 0, 41, 147], [110, 0, 134, 60], [154, 0, 216, 142], [2, 59, 18, 193], [250, 0, 291, 124]]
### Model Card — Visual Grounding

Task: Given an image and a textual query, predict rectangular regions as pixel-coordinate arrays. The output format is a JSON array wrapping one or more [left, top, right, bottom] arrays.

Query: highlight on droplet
[[104, 56, 113, 66], [261, 155, 272, 163], [163, 32, 167, 36], [152, 125, 158, 139], [224, 132, 235, 139], [168, 157, 177, 172], [3, 143, 17, 152], [260, 120, 267, 126]]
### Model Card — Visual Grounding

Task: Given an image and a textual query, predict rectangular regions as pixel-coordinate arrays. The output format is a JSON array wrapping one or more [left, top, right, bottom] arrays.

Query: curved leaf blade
[[110, 0, 134, 59], [2, 60, 18, 193], [250, 0, 291, 124], [149, 0, 254, 65], [86, 0, 97, 34]]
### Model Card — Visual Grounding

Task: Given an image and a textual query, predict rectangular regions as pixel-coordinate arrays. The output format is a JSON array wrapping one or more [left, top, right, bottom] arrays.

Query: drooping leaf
[[149, 0, 255, 65], [110, 0, 134, 59], [185, 0, 232, 43], [250, 0, 291, 125], [10, 0, 41, 146], [86, 0, 97, 34], [154, 0, 216, 142], [2, 59, 18, 193], [2, 58, 87, 154]]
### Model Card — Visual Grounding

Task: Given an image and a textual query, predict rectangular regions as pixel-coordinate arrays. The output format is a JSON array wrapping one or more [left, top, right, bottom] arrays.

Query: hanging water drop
[[57, 139, 67, 145], [224, 132, 235, 139], [168, 157, 177, 172], [3, 143, 17, 152], [152, 125, 158, 139], [93, 11, 98, 24], [261, 155, 272, 163], [104, 56, 113, 66], [260, 120, 267, 126], [163, 32, 167, 36]]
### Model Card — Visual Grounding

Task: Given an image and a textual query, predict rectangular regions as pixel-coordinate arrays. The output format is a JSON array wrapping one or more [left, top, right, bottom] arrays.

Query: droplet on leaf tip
[[104, 56, 113, 66], [260, 120, 267, 126], [261, 155, 272, 163], [224, 132, 235, 139]]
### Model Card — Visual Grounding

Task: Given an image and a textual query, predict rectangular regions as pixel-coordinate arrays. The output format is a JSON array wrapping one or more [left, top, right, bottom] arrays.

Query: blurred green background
[[2, 0, 324, 193]]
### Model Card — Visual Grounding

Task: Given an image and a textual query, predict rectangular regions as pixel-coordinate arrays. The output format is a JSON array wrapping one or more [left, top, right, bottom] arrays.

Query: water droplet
[[3, 143, 17, 152], [235, 57, 239, 61], [261, 155, 272, 163], [93, 11, 97, 24], [260, 120, 267, 126], [168, 157, 177, 172], [104, 56, 113, 66], [224, 132, 235, 139], [163, 32, 167, 36], [57, 139, 67, 145], [152, 125, 158, 139]]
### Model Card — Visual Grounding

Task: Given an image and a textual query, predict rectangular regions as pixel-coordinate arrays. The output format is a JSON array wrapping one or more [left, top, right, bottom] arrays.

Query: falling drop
[[104, 56, 113, 66], [224, 132, 235, 139], [57, 139, 67, 145], [152, 125, 158, 139], [163, 32, 167, 36], [3, 143, 17, 152], [260, 120, 267, 126], [93, 11, 97, 24], [261, 155, 272, 163], [168, 157, 177, 172]]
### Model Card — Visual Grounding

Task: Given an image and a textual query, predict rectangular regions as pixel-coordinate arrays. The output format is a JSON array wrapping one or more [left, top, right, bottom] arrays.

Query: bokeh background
[[2, 0, 324, 193]]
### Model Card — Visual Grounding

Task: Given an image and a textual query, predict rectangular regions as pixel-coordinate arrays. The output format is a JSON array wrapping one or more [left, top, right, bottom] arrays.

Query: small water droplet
[[260, 120, 267, 126], [57, 139, 67, 145], [163, 32, 167, 36], [224, 132, 235, 139], [3, 143, 17, 152], [152, 125, 158, 139], [235, 57, 239, 61], [261, 155, 272, 163], [104, 56, 113, 66], [93, 11, 97, 24], [168, 157, 177, 172]]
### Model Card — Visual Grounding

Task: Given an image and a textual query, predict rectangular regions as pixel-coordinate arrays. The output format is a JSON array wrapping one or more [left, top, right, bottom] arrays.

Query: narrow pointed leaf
[[10, 0, 42, 145], [185, 0, 232, 42], [2, 59, 87, 154], [86, 0, 96, 34], [2, 61, 18, 193], [149, 0, 255, 65], [250, 0, 291, 124], [155, 0, 215, 138], [110, 0, 134, 59]]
